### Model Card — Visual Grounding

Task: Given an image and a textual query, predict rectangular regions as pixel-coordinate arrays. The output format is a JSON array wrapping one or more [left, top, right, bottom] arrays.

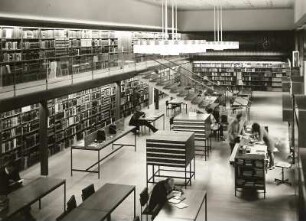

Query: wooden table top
[[0, 177, 65, 220], [61, 208, 108, 221], [79, 183, 135, 212], [154, 189, 207, 221], [72, 126, 135, 150]]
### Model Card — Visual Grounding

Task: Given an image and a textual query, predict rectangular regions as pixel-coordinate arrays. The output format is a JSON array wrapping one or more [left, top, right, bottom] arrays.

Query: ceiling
[[135, 0, 294, 10]]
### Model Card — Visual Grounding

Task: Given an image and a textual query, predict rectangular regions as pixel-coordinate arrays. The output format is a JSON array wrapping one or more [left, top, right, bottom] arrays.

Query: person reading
[[0, 160, 36, 221], [228, 112, 245, 153], [129, 105, 158, 133], [251, 122, 275, 169], [148, 178, 183, 214]]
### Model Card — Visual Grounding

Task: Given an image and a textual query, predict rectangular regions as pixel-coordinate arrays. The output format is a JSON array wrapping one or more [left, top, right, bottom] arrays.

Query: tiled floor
[[20, 91, 297, 221]]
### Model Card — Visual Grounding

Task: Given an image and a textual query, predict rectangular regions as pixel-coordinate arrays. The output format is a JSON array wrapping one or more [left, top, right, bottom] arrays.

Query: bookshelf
[[0, 26, 120, 86], [0, 76, 149, 170], [192, 61, 290, 92], [120, 77, 149, 118]]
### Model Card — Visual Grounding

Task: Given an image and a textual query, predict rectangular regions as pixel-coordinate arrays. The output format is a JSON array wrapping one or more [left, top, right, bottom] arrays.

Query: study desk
[[168, 99, 188, 114], [140, 112, 165, 130], [79, 183, 136, 220], [0, 177, 66, 221], [154, 189, 207, 221], [71, 126, 136, 179]]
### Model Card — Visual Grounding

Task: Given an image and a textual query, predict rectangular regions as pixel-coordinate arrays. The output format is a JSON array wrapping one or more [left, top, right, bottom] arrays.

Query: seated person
[[129, 106, 158, 133], [0, 160, 22, 195], [148, 178, 182, 213], [206, 107, 224, 140], [0, 160, 36, 221], [251, 122, 275, 169]]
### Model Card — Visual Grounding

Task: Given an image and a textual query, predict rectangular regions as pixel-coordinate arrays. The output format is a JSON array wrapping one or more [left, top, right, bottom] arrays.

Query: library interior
[[0, 0, 306, 221]]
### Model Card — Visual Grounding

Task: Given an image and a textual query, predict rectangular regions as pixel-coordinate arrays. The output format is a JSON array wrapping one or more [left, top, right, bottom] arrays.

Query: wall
[[295, 0, 306, 26], [178, 9, 294, 31], [0, 0, 162, 30]]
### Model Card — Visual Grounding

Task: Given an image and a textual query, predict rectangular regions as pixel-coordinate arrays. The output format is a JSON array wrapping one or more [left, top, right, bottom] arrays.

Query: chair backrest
[[166, 100, 169, 106], [82, 184, 95, 201], [169, 117, 174, 125], [221, 115, 228, 124], [67, 195, 77, 212], [139, 187, 149, 207]]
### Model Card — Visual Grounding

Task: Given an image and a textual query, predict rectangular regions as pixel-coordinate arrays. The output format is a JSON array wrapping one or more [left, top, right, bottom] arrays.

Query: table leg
[[205, 193, 207, 221], [107, 214, 111, 221], [39, 199, 41, 210], [134, 132, 137, 152], [134, 188, 136, 218], [185, 104, 187, 114], [64, 181, 66, 211], [163, 114, 165, 130], [71, 147, 73, 176], [152, 165, 155, 183], [98, 151, 101, 179]]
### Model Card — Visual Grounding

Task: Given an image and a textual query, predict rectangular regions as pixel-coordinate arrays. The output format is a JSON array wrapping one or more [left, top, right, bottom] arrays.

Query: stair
[[138, 60, 221, 113]]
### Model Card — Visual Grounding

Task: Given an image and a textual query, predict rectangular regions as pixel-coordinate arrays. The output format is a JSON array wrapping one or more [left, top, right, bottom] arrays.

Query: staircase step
[[191, 96, 205, 104], [184, 93, 197, 101]]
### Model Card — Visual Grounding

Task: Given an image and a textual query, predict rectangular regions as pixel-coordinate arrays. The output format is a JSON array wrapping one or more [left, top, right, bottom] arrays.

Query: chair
[[67, 195, 77, 212], [165, 100, 177, 116], [56, 195, 77, 221], [81, 184, 95, 201], [169, 117, 174, 130], [274, 162, 291, 185], [139, 188, 159, 221]]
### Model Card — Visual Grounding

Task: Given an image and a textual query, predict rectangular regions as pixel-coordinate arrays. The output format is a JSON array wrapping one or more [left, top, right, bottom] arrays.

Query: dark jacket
[[0, 167, 21, 195], [129, 111, 145, 126], [148, 180, 169, 211]]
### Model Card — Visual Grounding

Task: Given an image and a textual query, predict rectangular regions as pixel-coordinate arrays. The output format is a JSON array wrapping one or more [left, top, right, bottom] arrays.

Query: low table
[[154, 189, 207, 221]]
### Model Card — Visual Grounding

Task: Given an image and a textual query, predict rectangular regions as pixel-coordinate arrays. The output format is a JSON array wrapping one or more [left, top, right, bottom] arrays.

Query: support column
[[39, 100, 48, 176], [115, 81, 121, 120], [154, 88, 159, 110]]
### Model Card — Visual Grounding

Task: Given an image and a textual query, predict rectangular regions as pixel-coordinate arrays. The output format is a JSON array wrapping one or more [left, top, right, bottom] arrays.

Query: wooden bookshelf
[[192, 61, 290, 92], [0, 77, 149, 170], [0, 26, 121, 87]]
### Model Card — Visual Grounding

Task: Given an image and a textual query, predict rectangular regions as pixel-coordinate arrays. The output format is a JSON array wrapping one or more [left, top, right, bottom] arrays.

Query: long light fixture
[[133, 0, 239, 55]]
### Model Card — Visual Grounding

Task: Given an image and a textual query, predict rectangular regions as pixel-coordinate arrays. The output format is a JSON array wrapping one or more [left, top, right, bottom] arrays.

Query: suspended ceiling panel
[[135, 0, 294, 10]]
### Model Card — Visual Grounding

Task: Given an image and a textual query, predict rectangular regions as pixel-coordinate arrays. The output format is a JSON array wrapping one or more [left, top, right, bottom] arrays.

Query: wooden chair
[[139, 188, 159, 221], [81, 184, 95, 201], [56, 195, 77, 221]]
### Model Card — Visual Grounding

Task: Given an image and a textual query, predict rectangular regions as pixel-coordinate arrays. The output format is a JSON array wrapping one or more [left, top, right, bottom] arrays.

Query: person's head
[[135, 105, 141, 112], [236, 112, 243, 122], [5, 161, 15, 174], [166, 177, 175, 190], [252, 122, 261, 135], [206, 107, 213, 114]]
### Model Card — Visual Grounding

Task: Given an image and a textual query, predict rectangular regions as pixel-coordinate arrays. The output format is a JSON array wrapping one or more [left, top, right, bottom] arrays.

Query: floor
[[20, 91, 297, 221]]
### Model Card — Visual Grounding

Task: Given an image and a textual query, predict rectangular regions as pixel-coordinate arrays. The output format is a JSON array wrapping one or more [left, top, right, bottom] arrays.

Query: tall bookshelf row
[[0, 26, 120, 87], [120, 77, 149, 117], [0, 26, 168, 88], [192, 61, 290, 91], [0, 78, 149, 170]]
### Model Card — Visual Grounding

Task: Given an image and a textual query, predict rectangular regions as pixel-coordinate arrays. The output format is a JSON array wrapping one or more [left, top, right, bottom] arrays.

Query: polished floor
[[20, 91, 297, 221]]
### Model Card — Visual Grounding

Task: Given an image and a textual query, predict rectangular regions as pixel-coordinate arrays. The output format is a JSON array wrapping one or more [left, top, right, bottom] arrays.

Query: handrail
[[161, 56, 251, 105]]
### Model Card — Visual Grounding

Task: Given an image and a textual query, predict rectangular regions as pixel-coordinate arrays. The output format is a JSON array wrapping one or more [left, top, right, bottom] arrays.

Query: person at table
[[148, 178, 182, 213], [228, 112, 245, 153], [129, 105, 158, 133], [0, 160, 36, 221], [206, 107, 225, 141], [0, 160, 22, 195], [251, 122, 275, 169]]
